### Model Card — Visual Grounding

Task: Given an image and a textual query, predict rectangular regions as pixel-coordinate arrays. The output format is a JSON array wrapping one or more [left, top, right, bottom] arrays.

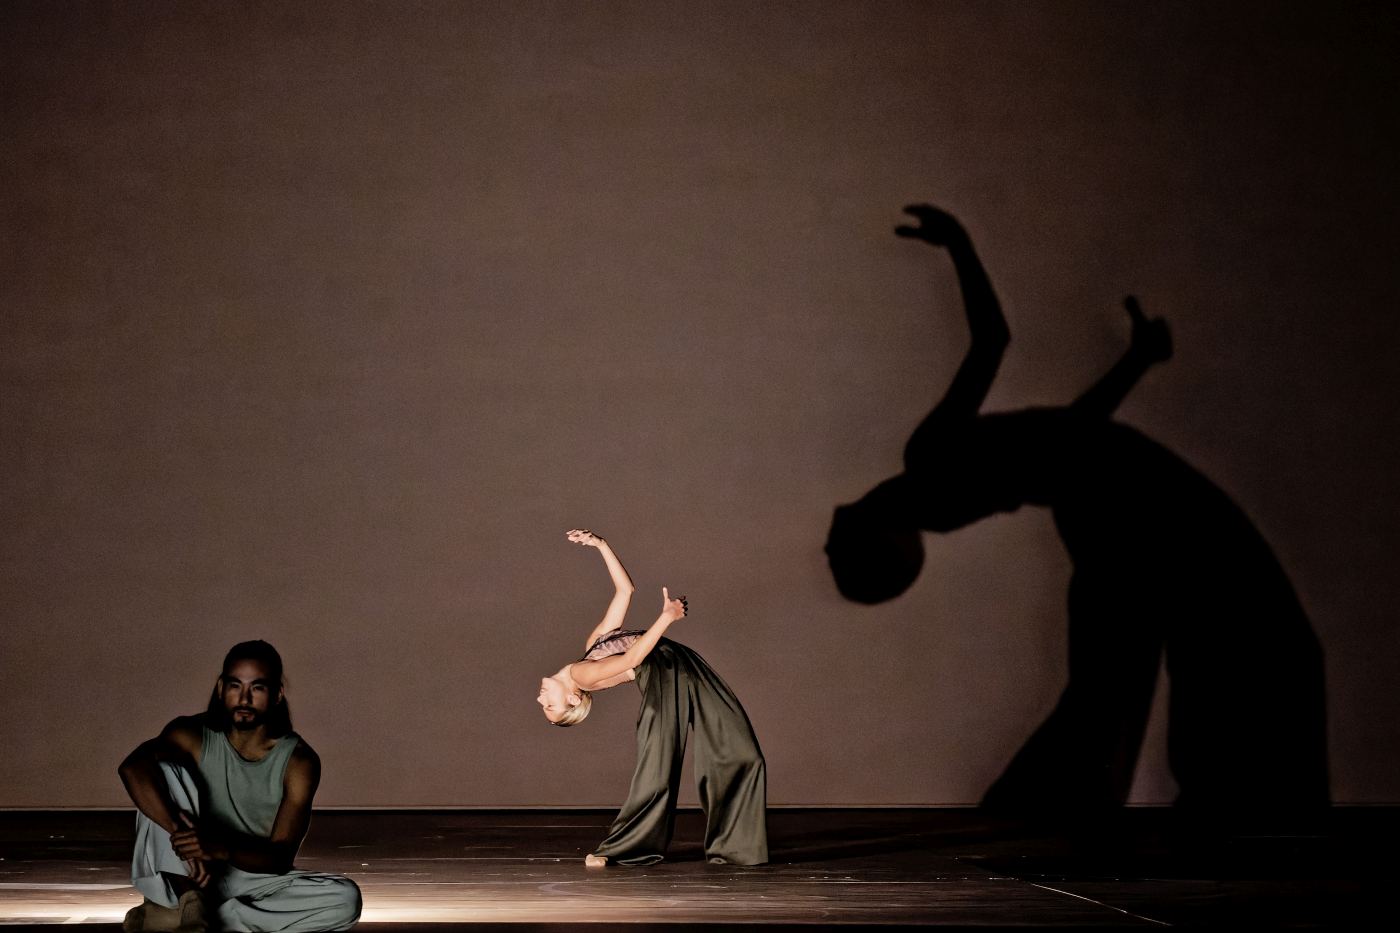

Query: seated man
[[118, 640, 361, 932]]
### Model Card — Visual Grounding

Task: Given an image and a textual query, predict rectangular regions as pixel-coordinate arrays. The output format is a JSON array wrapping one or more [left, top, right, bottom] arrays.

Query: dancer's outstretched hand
[[895, 204, 965, 246], [660, 587, 688, 622], [1125, 296, 1172, 364], [566, 529, 603, 548]]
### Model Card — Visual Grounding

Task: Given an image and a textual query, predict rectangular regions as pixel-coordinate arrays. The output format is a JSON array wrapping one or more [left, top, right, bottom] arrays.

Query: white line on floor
[[1027, 881, 1172, 926]]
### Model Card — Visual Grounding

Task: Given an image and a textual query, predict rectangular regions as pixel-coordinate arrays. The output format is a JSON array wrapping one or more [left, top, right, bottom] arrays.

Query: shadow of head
[[826, 488, 925, 605], [828, 464, 1027, 603]]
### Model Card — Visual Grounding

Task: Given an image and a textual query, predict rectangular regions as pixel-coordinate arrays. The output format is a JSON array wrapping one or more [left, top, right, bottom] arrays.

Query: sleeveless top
[[199, 724, 300, 838], [581, 629, 645, 661]]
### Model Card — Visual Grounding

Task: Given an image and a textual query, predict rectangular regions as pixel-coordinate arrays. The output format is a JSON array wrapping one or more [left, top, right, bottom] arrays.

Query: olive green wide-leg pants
[[593, 639, 768, 866]]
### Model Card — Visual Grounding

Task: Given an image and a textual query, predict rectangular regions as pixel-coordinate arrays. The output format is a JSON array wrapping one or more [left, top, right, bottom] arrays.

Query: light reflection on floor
[[0, 882, 132, 924], [0, 809, 1382, 928], [0, 882, 726, 925]]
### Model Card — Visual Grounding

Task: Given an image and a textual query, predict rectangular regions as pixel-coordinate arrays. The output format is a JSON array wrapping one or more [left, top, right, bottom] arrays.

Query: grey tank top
[[582, 629, 645, 661], [199, 724, 300, 838]]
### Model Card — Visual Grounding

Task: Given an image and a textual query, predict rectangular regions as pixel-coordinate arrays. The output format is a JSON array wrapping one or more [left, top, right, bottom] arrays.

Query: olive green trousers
[[593, 638, 768, 866]]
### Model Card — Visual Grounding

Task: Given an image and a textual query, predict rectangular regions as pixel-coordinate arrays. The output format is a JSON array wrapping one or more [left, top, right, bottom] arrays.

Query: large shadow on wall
[[827, 205, 1329, 817]]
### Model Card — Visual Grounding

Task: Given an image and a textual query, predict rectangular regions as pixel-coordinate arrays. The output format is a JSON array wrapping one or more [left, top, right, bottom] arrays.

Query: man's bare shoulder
[[288, 738, 321, 774], [160, 715, 207, 752], [289, 735, 318, 761], [284, 738, 322, 794]]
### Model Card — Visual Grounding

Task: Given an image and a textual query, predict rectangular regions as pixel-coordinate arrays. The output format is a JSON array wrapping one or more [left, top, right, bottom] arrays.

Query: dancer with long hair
[[117, 641, 361, 932], [538, 530, 767, 866]]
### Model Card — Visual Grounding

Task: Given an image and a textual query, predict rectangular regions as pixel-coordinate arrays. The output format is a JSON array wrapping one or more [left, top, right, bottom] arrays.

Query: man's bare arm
[[117, 716, 204, 835]]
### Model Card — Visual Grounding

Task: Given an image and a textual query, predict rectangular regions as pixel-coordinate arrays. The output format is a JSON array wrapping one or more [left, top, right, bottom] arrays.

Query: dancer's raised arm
[[898, 206, 1010, 467], [567, 529, 636, 652], [1071, 296, 1172, 418], [570, 588, 688, 691]]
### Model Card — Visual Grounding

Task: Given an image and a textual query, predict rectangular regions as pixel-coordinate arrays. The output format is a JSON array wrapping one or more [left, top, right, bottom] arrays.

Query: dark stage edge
[[0, 808, 1390, 930]]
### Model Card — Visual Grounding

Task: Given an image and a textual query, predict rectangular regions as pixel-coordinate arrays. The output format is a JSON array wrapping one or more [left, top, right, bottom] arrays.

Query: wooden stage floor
[[0, 808, 1388, 930]]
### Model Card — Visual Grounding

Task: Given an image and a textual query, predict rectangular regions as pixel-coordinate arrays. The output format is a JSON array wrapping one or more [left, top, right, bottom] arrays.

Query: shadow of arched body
[[827, 206, 1328, 815]]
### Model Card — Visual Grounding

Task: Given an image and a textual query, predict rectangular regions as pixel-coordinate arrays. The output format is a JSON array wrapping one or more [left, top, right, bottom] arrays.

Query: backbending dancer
[[537, 529, 768, 866], [826, 205, 1328, 814]]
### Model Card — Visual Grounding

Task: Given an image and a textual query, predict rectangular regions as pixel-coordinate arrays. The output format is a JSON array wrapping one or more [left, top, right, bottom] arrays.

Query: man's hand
[[1125, 296, 1172, 364], [566, 529, 604, 548], [895, 204, 966, 247], [186, 856, 210, 889], [171, 812, 229, 870], [659, 587, 688, 623]]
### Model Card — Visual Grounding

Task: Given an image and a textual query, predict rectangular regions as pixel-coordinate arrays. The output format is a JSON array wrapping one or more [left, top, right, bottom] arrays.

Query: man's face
[[219, 659, 280, 731]]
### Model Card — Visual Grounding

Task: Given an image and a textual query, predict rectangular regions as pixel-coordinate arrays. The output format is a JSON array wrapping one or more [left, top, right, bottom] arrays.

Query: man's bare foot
[[584, 853, 607, 867]]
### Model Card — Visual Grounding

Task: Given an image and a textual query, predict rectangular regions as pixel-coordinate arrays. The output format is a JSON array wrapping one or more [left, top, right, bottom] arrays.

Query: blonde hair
[[552, 690, 593, 727]]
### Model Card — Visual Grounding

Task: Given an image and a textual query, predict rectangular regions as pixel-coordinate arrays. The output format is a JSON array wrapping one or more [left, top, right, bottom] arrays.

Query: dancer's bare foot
[[584, 853, 607, 867]]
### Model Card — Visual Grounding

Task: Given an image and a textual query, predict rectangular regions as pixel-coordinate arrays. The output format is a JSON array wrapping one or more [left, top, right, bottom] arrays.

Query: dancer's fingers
[[1124, 295, 1145, 324]]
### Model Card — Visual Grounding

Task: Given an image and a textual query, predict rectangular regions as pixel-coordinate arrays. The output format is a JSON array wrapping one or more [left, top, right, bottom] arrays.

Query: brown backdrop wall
[[2, 0, 1396, 807]]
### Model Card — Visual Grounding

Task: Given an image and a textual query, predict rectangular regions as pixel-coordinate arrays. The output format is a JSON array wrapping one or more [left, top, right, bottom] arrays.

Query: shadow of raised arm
[[898, 206, 1010, 470], [1070, 296, 1173, 418]]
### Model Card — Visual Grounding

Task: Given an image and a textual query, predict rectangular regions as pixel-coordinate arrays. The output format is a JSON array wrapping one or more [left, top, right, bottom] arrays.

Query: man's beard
[[230, 707, 263, 731]]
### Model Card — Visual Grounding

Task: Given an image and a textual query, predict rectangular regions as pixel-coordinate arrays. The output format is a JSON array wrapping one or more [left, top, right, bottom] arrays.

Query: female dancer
[[537, 529, 767, 866]]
